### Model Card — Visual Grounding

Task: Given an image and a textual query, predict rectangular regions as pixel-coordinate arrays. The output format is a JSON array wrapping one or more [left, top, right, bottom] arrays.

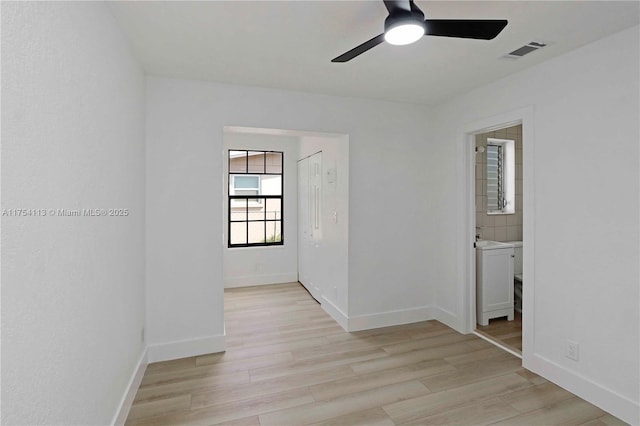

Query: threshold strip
[[473, 330, 522, 359]]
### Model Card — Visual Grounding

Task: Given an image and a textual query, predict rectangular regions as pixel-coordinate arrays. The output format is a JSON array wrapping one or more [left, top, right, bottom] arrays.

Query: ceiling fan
[[332, 0, 508, 63]]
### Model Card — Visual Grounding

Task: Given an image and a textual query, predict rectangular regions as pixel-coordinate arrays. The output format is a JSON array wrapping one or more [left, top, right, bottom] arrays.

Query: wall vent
[[502, 41, 547, 60]]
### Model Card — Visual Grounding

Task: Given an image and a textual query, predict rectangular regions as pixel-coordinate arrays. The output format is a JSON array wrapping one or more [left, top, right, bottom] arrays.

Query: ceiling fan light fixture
[[331, 1, 508, 63], [384, 22, 425, 45]]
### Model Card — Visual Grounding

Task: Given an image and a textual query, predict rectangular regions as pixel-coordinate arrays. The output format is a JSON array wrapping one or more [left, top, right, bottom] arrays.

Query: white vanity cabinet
[[476, 241, 515, 326]]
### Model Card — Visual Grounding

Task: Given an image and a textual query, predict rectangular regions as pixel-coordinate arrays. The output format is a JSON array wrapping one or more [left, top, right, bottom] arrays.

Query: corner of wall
[[321, 296, 349, 331], [432, 307, 461, 333], [112, 348, 148, 426], [147, 334, 226, 364]]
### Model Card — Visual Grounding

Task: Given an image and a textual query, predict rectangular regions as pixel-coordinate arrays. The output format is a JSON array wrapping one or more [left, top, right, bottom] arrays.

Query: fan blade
[[331, 34, 385, 63], [424, 19, 508, 40]]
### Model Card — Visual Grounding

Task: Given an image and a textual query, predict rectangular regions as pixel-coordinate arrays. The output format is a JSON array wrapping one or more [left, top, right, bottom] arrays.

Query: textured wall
[[1, 2, 146, 424]]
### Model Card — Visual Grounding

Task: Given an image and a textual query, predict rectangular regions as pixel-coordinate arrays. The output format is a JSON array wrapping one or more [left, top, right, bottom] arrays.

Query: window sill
[[227, 243, 286, 250]]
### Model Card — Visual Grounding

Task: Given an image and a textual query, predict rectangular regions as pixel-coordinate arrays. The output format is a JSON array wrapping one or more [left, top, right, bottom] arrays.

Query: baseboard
[[112, 348, 148, 426], [147, 334, 226, 363], [525, 353, 639, 425], [432, 307, 460, 332], [320, 296, 349, 331], [347, 305, 436, 332], [224, 273, 298, 288]]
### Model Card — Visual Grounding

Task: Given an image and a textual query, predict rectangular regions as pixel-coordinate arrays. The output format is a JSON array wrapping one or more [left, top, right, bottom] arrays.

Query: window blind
[[486, 144, 503, 212]]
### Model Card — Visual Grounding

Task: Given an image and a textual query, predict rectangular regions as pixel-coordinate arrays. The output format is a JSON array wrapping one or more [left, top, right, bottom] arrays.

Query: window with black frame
[[228, 150, 283, 247]]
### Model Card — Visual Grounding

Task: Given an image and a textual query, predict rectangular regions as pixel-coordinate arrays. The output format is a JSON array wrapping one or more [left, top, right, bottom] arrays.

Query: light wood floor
[[126, 283, 624, 426], [476, 312, 523, 354]]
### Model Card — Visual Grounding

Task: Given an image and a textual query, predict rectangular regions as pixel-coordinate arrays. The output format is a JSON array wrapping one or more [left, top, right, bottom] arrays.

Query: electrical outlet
[[566, 340, 579, 361]]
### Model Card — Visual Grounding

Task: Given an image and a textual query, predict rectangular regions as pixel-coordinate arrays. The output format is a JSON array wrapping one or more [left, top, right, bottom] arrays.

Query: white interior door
[[309, 152, 322, 244], [297, 158, 310, 289], [297, 152, 322, 301]]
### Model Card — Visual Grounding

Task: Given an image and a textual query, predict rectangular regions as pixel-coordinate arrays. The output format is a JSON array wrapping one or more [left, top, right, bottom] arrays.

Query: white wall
[[223, 132, 299, 288], [1, 2, 146, 425], [145, 76, 436, 355], [431, 26, 639, 423]]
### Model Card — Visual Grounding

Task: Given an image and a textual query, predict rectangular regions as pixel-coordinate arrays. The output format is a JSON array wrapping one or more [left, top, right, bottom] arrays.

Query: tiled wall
[[475, 124, 523, 242]]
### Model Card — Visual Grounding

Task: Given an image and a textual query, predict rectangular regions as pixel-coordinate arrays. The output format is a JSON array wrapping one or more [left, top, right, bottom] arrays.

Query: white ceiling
[[109, 1, 639, 106]]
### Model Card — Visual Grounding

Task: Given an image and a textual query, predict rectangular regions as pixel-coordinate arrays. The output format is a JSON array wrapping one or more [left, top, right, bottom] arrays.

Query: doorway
[[221, 127, 350, 331], [473, 124, 523, 354], [460, 107, 535, 363]]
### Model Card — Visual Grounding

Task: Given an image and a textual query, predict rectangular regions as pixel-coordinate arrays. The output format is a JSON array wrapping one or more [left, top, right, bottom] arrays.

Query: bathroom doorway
[[473, 123, 524, 353], [461, 107, 535, 362]]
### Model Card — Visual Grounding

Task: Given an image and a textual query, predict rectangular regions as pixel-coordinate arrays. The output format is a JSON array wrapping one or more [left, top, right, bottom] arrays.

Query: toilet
[[506, 241, 523, 313]]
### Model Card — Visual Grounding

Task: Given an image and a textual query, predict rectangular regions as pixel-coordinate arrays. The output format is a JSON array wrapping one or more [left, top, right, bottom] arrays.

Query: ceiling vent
[[502, 41, 547, 60]]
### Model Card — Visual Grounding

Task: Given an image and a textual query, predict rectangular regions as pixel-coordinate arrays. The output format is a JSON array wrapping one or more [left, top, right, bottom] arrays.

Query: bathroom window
[[228, 150, 283, 247], [486, 138, 515, 214]]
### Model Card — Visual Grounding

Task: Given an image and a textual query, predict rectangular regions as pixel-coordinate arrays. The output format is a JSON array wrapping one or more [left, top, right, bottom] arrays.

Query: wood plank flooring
[[476, 312, 523, 353], [126, 282, 624, 426]]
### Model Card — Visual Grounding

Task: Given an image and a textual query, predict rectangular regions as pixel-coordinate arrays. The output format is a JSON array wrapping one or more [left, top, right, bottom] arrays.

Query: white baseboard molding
[[320, 296, 349, 331], [347, 306, 436, 332], [525, 353, 639, 425], [224, 273, 298, 288], [147, 334, 226, 363], [432, 307, 460, 332], [112, 348, 148, 426]]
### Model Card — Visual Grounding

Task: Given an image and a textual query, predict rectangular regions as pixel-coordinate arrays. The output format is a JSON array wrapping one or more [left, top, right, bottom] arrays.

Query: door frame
[[459, 106, 535, 367]]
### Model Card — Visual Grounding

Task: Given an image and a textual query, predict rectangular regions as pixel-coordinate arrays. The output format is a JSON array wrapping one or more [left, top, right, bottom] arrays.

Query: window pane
[[230, 197, 248, 211], [248, 221, 266, 244], [229, 208, 247, 221], [247, 151, 265, 174], [265, 198, 281, 220], [266, 152, 283, 174], [261, 175, 282, 196], [229, 151, 247, 173], [230, 222, 247, 245], [248, 202, 265, 220], [266, 221, 281, 242]]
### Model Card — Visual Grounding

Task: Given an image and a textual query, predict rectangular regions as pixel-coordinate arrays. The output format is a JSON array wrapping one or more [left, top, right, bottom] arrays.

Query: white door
[[297, 152, 322, 301], [309, 152, 322, 244], [297, 158, 310, 289]]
